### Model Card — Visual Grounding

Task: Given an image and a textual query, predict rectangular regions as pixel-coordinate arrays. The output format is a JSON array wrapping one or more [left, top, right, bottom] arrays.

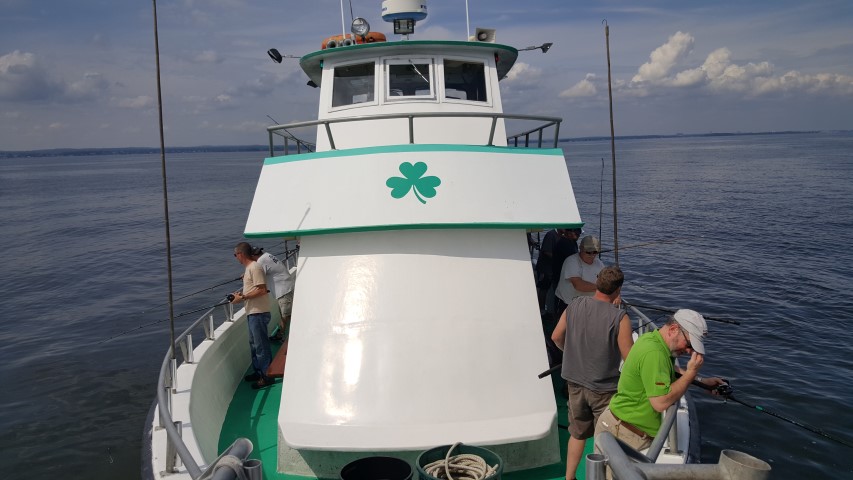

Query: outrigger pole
[[603, 20, 620, 265], [151, 2, 202, 476], [151, 0, 177, 369]]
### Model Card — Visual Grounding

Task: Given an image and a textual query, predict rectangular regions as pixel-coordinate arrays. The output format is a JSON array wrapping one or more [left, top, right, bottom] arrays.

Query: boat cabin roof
[[299, 40, 519, 86]]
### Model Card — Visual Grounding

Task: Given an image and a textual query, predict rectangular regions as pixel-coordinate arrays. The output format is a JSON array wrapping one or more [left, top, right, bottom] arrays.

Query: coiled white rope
[[422, 443, 498, 480]]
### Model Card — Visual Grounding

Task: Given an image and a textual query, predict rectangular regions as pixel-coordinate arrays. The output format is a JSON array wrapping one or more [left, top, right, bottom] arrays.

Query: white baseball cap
[[673, 309, 708, 355]]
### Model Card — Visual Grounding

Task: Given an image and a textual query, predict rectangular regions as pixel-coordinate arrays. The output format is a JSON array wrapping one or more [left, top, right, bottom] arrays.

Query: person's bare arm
[[649, 352, 703, 412], [569, 276, 596, 293], [551, 309, 568, 351], [617, 314, 633, 360]]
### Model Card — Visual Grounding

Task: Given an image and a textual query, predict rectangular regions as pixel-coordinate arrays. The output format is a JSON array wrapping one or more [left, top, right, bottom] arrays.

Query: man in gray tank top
[[551, 266, 633, 480]]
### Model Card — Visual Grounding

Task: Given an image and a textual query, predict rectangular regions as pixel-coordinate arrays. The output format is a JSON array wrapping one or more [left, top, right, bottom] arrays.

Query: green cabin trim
[[264, 144, 564, 165], [245, 222, 585, 239]]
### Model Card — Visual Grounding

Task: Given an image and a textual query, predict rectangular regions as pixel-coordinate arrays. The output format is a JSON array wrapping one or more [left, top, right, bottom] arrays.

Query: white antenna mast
[[340, 0, 347, 40], [465, 0, 471, 40]]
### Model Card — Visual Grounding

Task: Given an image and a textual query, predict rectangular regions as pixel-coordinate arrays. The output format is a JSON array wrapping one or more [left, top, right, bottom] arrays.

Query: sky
[[1, 0, 851, 151]]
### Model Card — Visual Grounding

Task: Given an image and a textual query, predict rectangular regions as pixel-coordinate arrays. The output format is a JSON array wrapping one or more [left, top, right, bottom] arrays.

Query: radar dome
[[381, 0, 428, 22]]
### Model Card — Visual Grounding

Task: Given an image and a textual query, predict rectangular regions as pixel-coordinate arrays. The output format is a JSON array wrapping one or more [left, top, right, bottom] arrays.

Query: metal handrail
[[155, 298, 239, 478], [266, 112, 563, 156], [646, 403, 679, 461], [591, 432, 771, 480], [270, 128, 315, 154]]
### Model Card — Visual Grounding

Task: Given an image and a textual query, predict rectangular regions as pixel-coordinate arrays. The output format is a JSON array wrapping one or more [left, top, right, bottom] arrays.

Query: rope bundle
[[422, 443, 498, 480]]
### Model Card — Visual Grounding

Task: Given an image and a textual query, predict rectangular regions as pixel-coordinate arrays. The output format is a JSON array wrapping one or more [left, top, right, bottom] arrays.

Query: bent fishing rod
[[686, 376, 853, 449]]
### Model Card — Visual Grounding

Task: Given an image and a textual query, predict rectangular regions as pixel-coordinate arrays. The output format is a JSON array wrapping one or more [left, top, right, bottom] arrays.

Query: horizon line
[[1, 129, 847, 157]]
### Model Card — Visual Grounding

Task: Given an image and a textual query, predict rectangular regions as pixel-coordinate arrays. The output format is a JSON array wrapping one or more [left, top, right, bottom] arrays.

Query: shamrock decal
[[385, 161, 441, 204]]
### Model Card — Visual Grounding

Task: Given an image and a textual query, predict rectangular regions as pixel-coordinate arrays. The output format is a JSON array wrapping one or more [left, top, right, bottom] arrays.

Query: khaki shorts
[[595, 408, 653, 452], [567, 383, 615, 440], [277, 291, 294, 317]]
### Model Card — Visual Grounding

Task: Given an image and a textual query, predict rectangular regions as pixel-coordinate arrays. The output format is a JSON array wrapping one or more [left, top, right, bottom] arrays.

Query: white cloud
[[0, 50, 63, 101], [193, 50, 223, 64], [0, 51, 114, 103], [560, 74, 597, 98], [632, 31, 694, 83], [66, 72, 110, 100], [117, 95, 154, 108], [564, 32, 853, 102], [504, 62, 542, 84]]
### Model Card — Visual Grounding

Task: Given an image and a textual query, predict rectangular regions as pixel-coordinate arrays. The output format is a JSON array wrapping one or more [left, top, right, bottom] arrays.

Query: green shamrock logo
[[386, 161, 441, 204]]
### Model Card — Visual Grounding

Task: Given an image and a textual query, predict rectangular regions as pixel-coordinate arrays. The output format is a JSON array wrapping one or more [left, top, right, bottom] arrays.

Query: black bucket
[[340, 456, 413, 480]]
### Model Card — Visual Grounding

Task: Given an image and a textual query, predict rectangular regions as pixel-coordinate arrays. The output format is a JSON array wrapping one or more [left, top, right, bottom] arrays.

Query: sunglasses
[[584, 250, 599, 255], [680, 328, 693, 350]]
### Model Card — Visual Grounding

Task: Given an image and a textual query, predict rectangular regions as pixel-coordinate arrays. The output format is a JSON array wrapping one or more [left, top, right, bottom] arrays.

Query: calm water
[[0, 132, 851, 479]]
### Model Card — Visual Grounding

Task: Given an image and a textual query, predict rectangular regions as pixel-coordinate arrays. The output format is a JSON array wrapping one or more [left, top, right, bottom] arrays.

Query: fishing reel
[[226, 293, 236, 302], [714, 380, 733, 397]]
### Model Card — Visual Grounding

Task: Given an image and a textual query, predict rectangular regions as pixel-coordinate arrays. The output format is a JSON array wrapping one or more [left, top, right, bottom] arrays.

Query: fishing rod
[[96, 297, 234, 346], [131, 244, 297, 317], [687, 377, 853, 449], [599, 236, 701, 254], [623, 301, 741, 325]]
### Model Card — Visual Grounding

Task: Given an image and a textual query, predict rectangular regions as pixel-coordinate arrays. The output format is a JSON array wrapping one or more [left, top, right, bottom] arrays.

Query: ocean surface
[[1, 132, 851, 479]]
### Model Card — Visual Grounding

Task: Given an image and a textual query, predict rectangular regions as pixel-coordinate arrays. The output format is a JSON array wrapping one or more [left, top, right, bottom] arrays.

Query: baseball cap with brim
[[673, 309, 708, 355], [580, 235, 601, 253]]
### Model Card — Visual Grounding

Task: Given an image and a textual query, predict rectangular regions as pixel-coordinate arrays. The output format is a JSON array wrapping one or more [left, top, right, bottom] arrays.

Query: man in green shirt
[[595, 309, 724, 451]]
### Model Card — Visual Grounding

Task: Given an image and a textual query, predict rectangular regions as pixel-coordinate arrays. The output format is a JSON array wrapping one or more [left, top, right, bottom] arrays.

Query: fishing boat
[[144, 2, 771, 479]]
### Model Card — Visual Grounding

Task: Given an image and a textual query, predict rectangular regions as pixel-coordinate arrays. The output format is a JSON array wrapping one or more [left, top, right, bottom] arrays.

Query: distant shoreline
[[1, 129, 846, 159]]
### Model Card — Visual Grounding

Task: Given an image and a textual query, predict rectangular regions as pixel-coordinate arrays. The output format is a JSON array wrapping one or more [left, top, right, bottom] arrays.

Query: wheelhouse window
[[386, 59, 434, 100], [443, 59, 487, 102], [332, 62, 376, 108]]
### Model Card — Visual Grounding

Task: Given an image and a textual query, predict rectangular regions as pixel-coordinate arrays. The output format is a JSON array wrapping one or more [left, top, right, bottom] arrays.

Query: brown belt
[[610, 410, 654, 439]]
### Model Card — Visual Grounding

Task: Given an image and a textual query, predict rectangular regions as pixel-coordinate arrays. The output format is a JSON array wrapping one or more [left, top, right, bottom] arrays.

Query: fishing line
[[599, 236, 702, 254], [631, 312, 668, 332], [687, 377, 853, 448], [623, 301, 740, 325], [130, 244, 296, 317], [103, 244, 298, 345], [599, 157, 604, 242], [135, 276, 241, 316], [96, 298, 232, 346]]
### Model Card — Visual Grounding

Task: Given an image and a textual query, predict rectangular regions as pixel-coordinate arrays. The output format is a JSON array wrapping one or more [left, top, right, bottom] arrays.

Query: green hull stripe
[[264, 144, 564, 165], [245, 222, 584, 239]]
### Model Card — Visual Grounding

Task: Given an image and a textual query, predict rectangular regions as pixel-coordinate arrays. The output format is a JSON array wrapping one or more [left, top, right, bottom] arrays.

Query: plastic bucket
[[416, 444, 503, 480], [340, 456, 413, 480]]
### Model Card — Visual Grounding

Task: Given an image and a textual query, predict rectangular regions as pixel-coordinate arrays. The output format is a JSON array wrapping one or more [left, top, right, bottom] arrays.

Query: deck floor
[[218, 343, 591, 479]]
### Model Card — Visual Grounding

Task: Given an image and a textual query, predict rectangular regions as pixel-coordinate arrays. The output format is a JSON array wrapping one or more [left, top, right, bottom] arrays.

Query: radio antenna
[[465, 0, 471, 40], [340, 0, 346, 40]]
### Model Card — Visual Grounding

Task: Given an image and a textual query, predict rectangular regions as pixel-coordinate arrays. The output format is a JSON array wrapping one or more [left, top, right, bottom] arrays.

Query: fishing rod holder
[[592, 432, 771, 480], [204, 314, 216, 341], [179, 334, 195, 364]]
